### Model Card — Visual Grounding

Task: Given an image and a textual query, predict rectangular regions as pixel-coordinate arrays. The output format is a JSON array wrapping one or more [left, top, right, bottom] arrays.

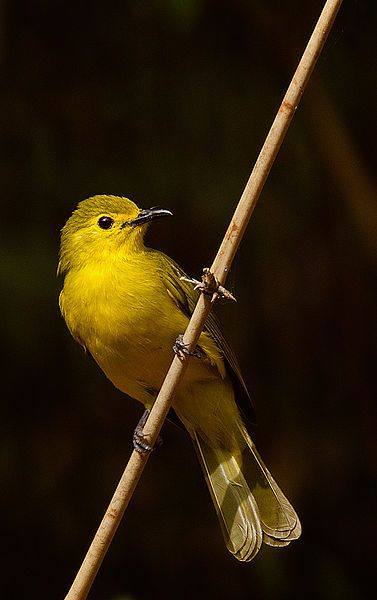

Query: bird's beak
[[121, 207, 173, 228]]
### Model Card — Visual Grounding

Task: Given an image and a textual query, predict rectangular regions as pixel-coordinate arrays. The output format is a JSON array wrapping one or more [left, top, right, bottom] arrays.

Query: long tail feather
[[193, 431, 263, 561], [239, 425, 301, 545], [192, 427, 301, 561]]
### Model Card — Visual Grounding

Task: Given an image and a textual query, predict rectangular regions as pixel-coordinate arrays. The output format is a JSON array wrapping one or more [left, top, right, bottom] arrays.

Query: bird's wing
[[161, 255, 255, 423]]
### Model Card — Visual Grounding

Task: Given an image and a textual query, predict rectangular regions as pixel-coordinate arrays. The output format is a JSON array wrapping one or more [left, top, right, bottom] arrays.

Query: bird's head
[[58, 195, 172, 274]]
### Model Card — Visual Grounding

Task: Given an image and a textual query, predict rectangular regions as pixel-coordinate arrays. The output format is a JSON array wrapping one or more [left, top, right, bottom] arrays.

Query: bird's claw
[[133, 409, 163, 454], [173, 334, 203, 359], [180, 268, 236, 302]]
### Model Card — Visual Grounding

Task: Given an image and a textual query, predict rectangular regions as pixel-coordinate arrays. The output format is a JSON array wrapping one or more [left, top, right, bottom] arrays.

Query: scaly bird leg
[[180, 267, 236, 302], [133, 409, 163, 453], [173, 334, 203, 359]]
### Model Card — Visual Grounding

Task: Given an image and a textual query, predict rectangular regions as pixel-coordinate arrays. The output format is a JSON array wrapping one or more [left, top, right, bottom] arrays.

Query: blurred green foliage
[[1, 1, 376, 599]]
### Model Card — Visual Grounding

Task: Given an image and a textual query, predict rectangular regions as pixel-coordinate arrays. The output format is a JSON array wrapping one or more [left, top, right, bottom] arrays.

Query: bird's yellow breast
[[60, 252, 189, 404]]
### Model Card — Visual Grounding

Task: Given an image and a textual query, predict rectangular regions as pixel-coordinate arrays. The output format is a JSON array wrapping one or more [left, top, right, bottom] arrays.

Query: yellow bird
[[58, 195, 301, 561]]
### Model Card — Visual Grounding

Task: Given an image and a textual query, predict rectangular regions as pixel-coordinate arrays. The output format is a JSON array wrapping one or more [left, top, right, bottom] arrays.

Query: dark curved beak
[[121, 207, 173, 228]]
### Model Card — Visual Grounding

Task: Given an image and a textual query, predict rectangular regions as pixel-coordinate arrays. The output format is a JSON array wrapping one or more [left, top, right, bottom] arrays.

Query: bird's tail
[[192, 426, 301, 561]]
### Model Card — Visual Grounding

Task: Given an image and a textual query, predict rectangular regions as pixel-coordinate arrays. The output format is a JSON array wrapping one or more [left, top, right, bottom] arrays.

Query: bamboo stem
[[65, 1, 343, 598]]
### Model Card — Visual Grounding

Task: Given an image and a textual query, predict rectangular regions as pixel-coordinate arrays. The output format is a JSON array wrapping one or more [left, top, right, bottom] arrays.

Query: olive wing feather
[[161, 256, 255, 424]]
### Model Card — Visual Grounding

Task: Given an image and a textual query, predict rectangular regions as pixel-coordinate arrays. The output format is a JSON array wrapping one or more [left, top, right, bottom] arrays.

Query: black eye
[[98, 216, 114, 230]]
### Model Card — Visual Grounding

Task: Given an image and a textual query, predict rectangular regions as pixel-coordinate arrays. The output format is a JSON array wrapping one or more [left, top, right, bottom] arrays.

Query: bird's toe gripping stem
[[173, 334, 203, 359], [133, 409, 163, 454], [180, 268, 236, 302]]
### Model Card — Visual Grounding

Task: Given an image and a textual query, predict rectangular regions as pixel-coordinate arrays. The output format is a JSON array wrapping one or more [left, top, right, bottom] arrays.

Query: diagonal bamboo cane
[[65, 1, 343, 598]]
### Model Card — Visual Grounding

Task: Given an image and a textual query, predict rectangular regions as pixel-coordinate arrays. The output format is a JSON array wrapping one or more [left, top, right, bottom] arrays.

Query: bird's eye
[[98, 216, 114, 230]]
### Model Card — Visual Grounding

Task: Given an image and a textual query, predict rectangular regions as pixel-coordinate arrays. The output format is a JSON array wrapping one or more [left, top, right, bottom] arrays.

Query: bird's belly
[[94, 339, 175, 408]]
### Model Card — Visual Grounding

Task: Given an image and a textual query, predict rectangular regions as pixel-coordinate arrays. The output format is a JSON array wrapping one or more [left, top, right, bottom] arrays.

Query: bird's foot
[[180, 268, 236, 302], [173, 334, 203, 359], [133, 409, 163, 454]]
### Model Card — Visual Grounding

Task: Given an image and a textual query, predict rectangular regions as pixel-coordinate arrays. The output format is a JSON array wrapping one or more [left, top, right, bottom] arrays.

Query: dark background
[[1, 1, 376, 599]]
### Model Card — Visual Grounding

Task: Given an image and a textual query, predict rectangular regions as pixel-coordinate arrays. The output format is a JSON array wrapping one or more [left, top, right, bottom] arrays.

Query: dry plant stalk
[[65, 1, 343, 598]]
